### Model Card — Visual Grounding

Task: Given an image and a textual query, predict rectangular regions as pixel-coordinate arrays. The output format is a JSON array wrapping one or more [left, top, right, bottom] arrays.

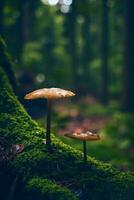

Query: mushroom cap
[[24, 88, 75, 100], [64, 131, 100, 141]]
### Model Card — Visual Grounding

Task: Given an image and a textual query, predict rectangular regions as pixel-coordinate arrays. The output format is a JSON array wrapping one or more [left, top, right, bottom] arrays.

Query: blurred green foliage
[[1, 0, 125, 98]]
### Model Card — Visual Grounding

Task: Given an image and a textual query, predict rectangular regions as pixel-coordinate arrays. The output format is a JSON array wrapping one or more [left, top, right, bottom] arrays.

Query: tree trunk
[[17, 1, 26, 62], [65, 0, 79, 94], [123, 0, 134, 111], [0, 0, 4, 36], [28, 0, 37, 41], [17, 0, 36, 62], [100, 0, 109, 105], [81, 6, 91, 95]]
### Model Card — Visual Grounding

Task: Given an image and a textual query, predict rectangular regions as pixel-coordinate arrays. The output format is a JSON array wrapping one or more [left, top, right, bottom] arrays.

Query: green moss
[[22, 177, 78, 200], [0, 43, 134, 199]]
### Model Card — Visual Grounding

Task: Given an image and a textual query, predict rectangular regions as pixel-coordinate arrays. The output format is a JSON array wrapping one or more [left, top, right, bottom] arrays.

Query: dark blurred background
[[0, 0, 134, 171]]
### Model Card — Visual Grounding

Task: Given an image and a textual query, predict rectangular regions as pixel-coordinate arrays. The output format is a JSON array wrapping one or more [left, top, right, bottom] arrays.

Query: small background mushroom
[[65, 131, 100, 163]]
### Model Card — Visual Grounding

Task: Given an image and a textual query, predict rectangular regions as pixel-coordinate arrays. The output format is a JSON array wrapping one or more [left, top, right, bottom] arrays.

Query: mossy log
[[0, 39, 134, 200]]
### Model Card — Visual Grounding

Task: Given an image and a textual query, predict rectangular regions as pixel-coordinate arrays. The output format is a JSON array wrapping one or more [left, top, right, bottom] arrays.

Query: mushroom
[[64, 131, 100, 163], [24, 88, 75, 151]]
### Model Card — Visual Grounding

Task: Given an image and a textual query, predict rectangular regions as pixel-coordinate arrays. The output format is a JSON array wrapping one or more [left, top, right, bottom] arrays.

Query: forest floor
[[56, 107, 109, 136], [36, 97, 134, 172]]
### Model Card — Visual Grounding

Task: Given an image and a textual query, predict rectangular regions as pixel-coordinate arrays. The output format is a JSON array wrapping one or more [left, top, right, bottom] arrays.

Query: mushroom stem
[[83, 141, 87, 163], [46, 99, 51, 151]]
